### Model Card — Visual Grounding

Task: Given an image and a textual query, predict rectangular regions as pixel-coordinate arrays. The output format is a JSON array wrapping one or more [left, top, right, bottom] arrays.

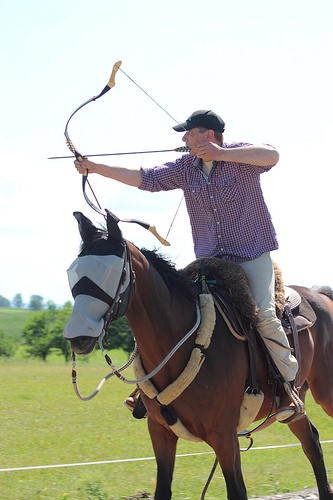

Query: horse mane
[[77, 223, 196, 300], [140, 248, 196, 301], [316, 286, 333, 301]]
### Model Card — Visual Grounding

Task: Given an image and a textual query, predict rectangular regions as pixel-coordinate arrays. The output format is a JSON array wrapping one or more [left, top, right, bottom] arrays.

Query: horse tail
[[316, 286, 333, 301]]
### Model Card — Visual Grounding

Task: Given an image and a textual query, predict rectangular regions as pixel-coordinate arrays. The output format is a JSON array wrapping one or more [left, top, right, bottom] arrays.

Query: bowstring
[[116, 65, 197, 245], [86, 178, 103, 210], [156, 195, 184, 253], [116, 66, 182, 127], [74, 62, 198, 243]]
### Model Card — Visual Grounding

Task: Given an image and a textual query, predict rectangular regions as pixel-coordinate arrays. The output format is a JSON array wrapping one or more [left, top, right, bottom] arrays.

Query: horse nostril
[[70, 337, 97, 355]]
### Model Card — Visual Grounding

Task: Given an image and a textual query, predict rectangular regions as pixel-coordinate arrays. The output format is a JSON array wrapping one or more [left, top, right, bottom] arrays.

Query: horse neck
[[126, 245, 197, 365]]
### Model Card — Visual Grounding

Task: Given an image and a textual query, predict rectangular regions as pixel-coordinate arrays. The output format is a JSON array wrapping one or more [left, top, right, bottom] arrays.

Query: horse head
[[63, 211, 132, 355]]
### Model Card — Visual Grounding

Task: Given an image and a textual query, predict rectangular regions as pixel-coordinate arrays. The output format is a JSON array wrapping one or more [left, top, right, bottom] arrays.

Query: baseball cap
[[173, 110, 225, 133]]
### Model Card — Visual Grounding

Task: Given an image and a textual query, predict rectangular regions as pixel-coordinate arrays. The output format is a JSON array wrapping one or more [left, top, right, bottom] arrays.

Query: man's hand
[[74, 158, 96, 175], [192, 141, 223, 162]]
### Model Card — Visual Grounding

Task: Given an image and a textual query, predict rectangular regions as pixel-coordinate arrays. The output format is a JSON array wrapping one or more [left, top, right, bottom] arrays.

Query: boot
[[276, 380, 306, 424], [132, 395, 148, 419], [124, 388, 147, 419]]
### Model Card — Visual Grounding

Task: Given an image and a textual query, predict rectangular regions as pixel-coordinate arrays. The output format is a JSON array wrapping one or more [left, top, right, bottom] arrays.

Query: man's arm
[[195, 142, 279, 166], [74, 159, 143, 187]]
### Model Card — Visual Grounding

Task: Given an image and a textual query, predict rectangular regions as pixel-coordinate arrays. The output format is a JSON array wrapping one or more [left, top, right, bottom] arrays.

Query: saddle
[[212, 285, 316, 341], [185, 258, 317, 341], [130, 259, 316, 431], [282, 286, 316, 334], [185, 258, 317, 396]]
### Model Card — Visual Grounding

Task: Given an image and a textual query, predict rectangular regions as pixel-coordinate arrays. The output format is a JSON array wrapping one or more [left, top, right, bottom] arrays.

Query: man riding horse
[[74, 109, 305, 423]]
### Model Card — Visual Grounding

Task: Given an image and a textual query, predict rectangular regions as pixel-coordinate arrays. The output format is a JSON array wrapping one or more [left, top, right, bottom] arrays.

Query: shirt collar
[[190, 156, 217, 170]]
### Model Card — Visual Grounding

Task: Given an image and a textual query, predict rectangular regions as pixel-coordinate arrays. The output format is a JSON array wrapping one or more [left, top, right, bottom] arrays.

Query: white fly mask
[[63, 253, 130, 339]]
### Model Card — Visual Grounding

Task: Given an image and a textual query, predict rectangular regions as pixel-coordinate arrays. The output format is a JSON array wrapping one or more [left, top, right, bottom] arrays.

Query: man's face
[[182, 127, 209, 152]]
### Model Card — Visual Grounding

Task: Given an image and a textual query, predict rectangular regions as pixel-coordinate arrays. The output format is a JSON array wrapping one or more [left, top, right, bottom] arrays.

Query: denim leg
[[239, 253, 298, 382]]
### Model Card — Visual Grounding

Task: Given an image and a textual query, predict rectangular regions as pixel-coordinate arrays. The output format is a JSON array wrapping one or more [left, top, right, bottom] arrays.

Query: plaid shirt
[[139, 142, 278, 262]]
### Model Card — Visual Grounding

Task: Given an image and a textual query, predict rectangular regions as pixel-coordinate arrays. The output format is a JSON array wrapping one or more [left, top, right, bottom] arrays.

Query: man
[[74, 109, 305, 422]]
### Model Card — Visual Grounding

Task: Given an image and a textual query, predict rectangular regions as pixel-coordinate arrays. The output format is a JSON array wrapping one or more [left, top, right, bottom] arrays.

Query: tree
[[0, 295, 11, 308], [0, 330, 14, 358], [49, 304, 72, 361], [107, 317, 135, 355], [22, 304, 72, 361], [12, 293, 23, 308], [22, 301, 132, 361], [46, 300, 57, 310], [28, 295, 44, 310], [23, 312, 53, 360]]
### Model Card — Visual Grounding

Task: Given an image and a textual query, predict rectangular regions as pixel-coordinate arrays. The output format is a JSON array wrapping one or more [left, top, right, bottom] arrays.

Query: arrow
[[48, 146, 190, 160]]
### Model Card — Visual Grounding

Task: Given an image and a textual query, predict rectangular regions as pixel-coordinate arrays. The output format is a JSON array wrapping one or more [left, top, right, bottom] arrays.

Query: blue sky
[[1, 0, 332, 306]]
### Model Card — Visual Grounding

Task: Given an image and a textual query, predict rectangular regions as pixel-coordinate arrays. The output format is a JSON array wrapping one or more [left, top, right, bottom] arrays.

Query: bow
[[64, 60, 170, 246], [64, 61, 122, 162]]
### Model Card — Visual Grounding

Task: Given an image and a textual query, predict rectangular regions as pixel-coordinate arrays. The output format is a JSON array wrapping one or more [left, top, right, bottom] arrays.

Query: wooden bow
[[64, 60, 170, 246]]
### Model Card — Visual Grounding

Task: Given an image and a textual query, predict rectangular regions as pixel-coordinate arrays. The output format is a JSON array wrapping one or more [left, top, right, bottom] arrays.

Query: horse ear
[[73, 212, 99, 242], [105, 210, 123, 243]]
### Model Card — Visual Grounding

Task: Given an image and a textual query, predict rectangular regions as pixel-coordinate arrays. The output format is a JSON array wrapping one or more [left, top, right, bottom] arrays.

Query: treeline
[[0, 301, 134, 361], [0, 293, 55, 310]]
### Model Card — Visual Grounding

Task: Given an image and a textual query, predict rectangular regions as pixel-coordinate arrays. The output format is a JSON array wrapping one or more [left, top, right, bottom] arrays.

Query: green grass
[[0, 307, 33, 340], [0, 358, 332, 499]]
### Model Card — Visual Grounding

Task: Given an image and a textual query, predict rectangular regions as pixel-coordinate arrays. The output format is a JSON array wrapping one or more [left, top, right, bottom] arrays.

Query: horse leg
[[301, 379, 333, 418], [148, 417, 178, 500], [209, 431, 247, 500], [288, 417, 333, 499], [308, 350, 333, 418]]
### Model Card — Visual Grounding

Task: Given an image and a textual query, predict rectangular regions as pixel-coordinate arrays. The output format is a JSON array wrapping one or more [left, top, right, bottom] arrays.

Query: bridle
[[71, 239, 201, 402], [100, 241, 135, 332], [71, 238, 137, 401]]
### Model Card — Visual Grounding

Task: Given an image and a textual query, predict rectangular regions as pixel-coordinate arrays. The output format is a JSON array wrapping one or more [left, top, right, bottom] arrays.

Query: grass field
[[0, 308, 33, 341], [1, 355, 332, 500]]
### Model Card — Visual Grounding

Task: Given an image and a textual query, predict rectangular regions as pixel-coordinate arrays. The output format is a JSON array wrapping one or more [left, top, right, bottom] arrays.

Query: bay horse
[[64, 210, 333, 500]]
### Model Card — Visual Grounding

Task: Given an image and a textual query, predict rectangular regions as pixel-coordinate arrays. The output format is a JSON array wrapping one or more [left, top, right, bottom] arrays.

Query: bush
[[22, 305, 72, 361], [0, 329, 14, 358]]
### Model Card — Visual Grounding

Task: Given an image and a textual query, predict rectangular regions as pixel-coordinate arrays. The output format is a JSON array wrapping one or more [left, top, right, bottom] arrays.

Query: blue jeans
[[239, 252, 298, 382]]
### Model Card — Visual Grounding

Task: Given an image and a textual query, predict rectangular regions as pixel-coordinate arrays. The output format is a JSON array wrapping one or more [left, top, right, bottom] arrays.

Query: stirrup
[[283, 381, 306, 415], [123, 388, 147, 419], [276, 382, 306, 424], [123, 387, 140, 412], [276, 406, 307, 424]]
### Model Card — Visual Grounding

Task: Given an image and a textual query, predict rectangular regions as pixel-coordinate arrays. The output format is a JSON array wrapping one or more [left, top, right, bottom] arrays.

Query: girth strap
[[284, 303, 302, 388]]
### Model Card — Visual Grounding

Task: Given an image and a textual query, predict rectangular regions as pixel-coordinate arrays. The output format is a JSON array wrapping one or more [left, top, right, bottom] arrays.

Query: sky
[[0, 0, 332, 307]]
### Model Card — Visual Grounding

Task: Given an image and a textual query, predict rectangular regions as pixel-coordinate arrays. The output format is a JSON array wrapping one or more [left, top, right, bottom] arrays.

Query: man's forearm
[[78, 161, 143, 187], [219, 145, 279, 166]]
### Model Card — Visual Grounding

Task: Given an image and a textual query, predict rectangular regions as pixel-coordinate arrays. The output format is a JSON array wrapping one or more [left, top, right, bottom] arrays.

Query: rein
[[71, 276, 201, 401]]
